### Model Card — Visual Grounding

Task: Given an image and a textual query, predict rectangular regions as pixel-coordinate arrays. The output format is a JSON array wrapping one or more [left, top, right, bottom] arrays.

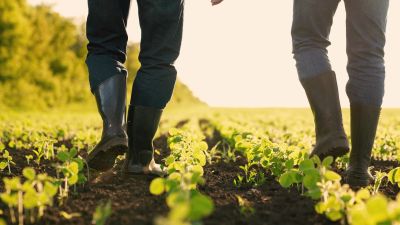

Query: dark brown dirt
[[201, 159, 339, 225], [1, 119, 399, 225]]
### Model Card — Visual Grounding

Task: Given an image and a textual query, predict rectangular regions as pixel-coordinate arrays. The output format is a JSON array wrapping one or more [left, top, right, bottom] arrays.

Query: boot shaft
[[300, 71, 349, 159], [300, 71, 345, 138], [348, 103, 381, 170], [127, 105, 163, 165], [94, 75, 127, 136]]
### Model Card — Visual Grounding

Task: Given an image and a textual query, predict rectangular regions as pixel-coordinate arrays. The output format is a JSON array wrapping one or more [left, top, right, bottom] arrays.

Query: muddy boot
[[87, 75, 128, 171], [123, 105, 165, 177], [345, 103, 381, 188], [300, 71, 349, 160]]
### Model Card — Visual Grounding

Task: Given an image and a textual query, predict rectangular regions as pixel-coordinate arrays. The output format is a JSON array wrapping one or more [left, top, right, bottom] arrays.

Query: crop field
[[1, 108, 400, 225]]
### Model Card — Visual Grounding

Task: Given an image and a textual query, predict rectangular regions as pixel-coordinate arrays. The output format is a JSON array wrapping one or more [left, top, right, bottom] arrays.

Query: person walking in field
[[292, 0, 389, 187], [86, 0, 224, 176]]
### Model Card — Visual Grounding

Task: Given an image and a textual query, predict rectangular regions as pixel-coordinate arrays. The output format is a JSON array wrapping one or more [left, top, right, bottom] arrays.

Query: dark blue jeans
[[292, 0, 389, 107], [86, 0, 184, 108]]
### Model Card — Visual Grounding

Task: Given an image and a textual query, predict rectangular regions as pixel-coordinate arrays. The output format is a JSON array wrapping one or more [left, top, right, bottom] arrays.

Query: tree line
[[0, 0, 202, 110]]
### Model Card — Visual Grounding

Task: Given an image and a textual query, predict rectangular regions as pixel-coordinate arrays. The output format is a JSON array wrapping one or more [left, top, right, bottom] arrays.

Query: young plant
[[0, 143, 15, 175], [387, 167, 400, 187], [92, 201, 112, 225], [348, 193, 400, 225], [372, 171, 388, 195], [150, 125, 214, 225], [55, 148, 88, 199], [236, 195, 255, 217], [0, 167, 58, 225], [25, 155, 33, 165]]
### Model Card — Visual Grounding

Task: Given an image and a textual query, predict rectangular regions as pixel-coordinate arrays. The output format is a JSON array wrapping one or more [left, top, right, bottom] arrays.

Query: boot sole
[[344, 175, 373, 188], [311, 137, 349, 160], [317, 146, 350, 161], [87, 137, 128, 171]]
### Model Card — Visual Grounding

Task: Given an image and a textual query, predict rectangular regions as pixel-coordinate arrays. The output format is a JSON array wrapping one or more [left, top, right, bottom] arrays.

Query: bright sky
[[29, 0, 400, 107]]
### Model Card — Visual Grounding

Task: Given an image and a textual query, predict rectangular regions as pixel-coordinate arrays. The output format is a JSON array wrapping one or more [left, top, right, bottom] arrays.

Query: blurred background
[[1, 0, 399, 110]]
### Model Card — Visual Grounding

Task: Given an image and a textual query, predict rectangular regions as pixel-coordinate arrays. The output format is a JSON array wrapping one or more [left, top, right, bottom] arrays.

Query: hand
[[211, 0, 224, 6]]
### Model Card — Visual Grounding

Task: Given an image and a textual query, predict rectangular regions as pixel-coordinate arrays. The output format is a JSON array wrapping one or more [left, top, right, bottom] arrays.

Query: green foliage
[[0, 0, 90, 109], [0, 167, 58, 225], [0, 143, 14, 174], [210, 109, 400, 225], [56, 148, 88, 199], [150, 119, 214, 225], [92, 201, 112, 225], [0, 0, 203, 110]]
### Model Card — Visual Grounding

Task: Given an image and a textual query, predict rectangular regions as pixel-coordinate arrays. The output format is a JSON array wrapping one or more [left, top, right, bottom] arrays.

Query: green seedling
[[151, 123, 214, 225], [56, 148, 88, 199], [372, 171, 387, 195], [0, 144, 15, 174], [92, 201, 112, 225], [0, 167, 58, 225], [25, 155, 33, 165], [236, 195, 255, 217], [387, 167, 400, 188]]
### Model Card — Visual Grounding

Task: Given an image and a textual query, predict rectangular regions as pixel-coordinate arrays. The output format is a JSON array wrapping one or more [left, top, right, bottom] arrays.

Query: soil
[[0, 119, 398, 225]]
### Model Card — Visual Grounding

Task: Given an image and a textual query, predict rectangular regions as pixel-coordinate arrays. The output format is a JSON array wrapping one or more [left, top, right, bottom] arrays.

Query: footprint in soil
[[38, 159, 168, 225]]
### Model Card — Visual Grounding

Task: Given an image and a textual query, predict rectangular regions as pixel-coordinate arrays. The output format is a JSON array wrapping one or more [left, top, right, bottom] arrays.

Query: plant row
[[210, 114, 400, 225], [149, 118, 214, 225]]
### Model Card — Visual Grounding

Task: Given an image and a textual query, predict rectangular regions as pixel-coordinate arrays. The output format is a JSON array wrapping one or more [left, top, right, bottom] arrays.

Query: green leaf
[[2, 150, 9, 158], [198, 141, 208, 152], [23, 167, 36, 180], [69, 174, 78, 185], [191, 165, 204, 176], [303, 173, 319, 189], [299, 159, 314, 172], [326, 210, 342, 221], [394, 169, 400, 183], [0, 162, 7, 170], [169, 202, 189, 221], [324, 171, 341, 181], [315, 202, 326, 214], [149, 178, 165, 195], [3, 177, 21, 190], [57, 151, 69, 162], [0, 193, 18, 206], [69, 148, 78, 158], [341, 194, 353, 203], [164, 155, 175, 165], [78, 173, 87, 184], [279, 171, 295, 188], [306, 187, 322, 200], [322, 156, 334, 167], [189, 192, 214, 221], [387, 168, 397, 184], [73, 158, 84, 171], [194, 151, 207, 166], [356, 189, 371, 201], [366, 195, 389, 222], [44, 181, 58, 197], [68, 162, 79, 175], [285, 159, 294, 169], [24, 191, 38, 209]]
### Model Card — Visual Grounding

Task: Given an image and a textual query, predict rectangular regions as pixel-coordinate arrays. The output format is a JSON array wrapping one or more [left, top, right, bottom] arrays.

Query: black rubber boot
[[345, 103, 381, 188], [300, 71, 350, 160], [123, 105, 165, 176], [87, 75, 128, 171]]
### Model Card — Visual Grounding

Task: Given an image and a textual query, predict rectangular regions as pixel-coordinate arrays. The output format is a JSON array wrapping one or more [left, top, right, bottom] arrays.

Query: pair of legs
[[292, 0, 389, 187], [86, 0, 184, 175]]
